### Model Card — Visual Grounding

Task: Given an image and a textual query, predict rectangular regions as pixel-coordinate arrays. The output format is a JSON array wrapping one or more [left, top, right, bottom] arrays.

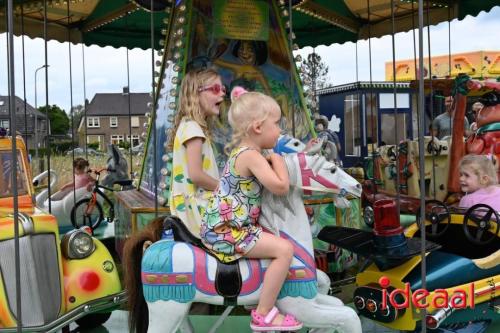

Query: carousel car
[[318, 199, 499, 333], [0, 130, 125, 331]]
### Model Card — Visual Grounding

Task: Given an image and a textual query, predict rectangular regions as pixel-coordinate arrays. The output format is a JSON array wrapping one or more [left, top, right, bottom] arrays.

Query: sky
[[0, 5, 499, 114]]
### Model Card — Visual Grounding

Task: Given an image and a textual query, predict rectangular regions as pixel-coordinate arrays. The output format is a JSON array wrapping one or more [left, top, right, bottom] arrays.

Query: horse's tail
[[123, 215, 166, 333]]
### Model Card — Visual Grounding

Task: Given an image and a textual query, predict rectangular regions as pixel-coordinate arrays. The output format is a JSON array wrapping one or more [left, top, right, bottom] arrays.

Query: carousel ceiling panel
[[0, 0, 498, 49]]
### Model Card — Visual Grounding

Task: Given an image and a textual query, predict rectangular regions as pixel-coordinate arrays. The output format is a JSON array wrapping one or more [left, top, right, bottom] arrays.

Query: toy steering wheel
[[416, 200, 451, 237], [463, 204, 500, 245]]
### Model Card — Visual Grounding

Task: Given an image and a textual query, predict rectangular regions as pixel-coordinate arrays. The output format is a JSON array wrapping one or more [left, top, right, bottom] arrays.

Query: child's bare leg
[[245, 233, 293, 322]]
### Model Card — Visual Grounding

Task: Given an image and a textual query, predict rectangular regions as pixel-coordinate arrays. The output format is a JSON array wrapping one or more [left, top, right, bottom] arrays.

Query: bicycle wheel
[[71, 198, 104, 230]]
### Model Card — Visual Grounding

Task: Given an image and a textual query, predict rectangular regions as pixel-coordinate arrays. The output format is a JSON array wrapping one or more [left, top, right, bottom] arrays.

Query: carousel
[[0, 0, 498, 332]]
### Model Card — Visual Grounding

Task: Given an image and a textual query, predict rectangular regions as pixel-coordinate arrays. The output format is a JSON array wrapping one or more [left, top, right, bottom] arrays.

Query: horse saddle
[[162, 216, 242, 305]]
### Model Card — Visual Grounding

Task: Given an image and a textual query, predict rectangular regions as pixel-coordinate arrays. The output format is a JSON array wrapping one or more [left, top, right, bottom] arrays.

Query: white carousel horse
[[33, 144, 131, 232], [124, 152, 363, 333]]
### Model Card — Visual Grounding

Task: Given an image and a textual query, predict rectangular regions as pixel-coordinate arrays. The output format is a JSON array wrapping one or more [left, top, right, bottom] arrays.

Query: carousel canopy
[[0, 0, 498, 50]]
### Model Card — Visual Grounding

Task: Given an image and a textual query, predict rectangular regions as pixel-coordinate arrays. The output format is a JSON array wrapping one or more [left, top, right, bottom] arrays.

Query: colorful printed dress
[[169, 118, 219, 236], [200, 147, 263, 263]]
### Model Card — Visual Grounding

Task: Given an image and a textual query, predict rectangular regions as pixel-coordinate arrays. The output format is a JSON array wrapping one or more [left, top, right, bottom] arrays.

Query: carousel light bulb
[[160, 168, 169, 176], [293, 43, 299, 51], [157, 196, 166, 206], [295, 55, 302, 62], [158, 50, 164, 57], [290, 32, 296, 40], [163, 17, 170, 24], [175, 39, 183, 48], [159, 39, 165, 46], [179, 4, 186, 11], [141, 132, 147, 138], [282, 9, 289, 17], [143, 122, 149, 128], [177, 17, 186, 24], [170, 89, 177, 97], [173, 64, 181, 72], [161, 29, 168, 36], [147, 102, 153, 109], [162, 154, 170, 162], [176, 28, 184, 36], [172, 77, 179, 84], [155, 60, 162, 67], [173, 52, 182, 60], [169, 102, 176, 110], [163, 141, 169, 149], [167, 114, 174, 122], [159, 182, 167, 189]]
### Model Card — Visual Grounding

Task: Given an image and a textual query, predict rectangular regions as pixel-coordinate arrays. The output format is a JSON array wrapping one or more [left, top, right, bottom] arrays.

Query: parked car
[[0, 133, 125, 331], [66, 147, 103, 156]]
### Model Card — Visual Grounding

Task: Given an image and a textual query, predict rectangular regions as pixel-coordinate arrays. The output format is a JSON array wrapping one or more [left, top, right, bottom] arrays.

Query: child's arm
[[185, 138, 219, 191], [240, 151, 289, 195]]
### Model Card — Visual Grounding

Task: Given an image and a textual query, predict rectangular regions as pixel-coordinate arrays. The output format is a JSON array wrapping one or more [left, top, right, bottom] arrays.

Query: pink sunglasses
[[198, 83, 226, 95]]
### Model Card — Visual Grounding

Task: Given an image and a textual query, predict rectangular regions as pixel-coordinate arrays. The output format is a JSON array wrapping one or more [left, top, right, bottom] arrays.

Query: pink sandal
[[250, 306, 303, 332]]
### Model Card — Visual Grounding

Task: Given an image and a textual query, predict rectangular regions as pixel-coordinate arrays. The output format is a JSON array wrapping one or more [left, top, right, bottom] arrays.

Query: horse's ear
[[111, 144, 120, 163]]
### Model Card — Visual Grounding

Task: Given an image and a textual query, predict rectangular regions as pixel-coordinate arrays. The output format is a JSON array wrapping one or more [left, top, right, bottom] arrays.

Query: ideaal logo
[[378, 276, 475, 310]]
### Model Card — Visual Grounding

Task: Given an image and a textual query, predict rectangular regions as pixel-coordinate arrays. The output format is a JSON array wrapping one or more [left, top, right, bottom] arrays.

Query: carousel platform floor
[[63, 308, 500, 332]]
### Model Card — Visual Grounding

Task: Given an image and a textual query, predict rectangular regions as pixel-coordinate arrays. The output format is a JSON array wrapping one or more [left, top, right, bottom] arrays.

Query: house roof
[[0, 95, 47, 118], [85, 92, 151, 116]]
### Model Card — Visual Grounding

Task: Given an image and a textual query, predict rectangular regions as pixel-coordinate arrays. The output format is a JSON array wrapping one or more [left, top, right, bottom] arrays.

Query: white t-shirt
[[169, 118, 219, 235]]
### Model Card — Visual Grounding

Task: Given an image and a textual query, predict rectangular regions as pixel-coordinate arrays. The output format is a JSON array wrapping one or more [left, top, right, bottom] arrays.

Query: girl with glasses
[[167, 69, 226, 236]]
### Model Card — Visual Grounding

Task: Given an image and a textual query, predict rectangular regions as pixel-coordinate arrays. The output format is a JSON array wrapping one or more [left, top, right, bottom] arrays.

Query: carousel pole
[[417, 1, 428, 331], [426, 0, 437, 199], [150, 0, 158, 216], [67, 0, 76, 204], [390, 0, 400, 210], [43, 0, 52, 212], [6, 1, 22, 330], [288, 0, 295, 137]]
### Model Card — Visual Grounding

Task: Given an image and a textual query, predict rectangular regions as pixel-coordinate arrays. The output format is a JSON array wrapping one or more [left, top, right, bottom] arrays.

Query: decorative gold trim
[[294, 1, 359, 34]]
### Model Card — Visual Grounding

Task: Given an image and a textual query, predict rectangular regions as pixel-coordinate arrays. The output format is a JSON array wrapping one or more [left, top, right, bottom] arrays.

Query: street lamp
[[34, 64, 49, 160]]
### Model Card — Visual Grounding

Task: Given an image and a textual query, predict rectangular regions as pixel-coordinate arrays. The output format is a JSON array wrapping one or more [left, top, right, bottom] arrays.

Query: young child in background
[[168, 68, 225, 235], [200, 87, 303, 331], [459, 154, 500, 211], [59, 157, 95, 192]]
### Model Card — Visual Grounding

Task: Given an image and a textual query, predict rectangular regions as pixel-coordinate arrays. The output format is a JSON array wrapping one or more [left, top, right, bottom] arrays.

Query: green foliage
[[88, 142, 99, 150], [38, 104, 70, 136], [299, 52, 330, 113], [118, 140, 130, 150]]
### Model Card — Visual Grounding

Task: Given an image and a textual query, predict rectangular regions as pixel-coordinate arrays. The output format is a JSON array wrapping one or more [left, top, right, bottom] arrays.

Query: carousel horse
[[33, 144, 131, 232], [124, 152, 363, 333]]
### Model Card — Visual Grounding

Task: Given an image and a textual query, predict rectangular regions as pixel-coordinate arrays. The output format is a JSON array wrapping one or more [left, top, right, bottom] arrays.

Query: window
[[127, 134, 140, 147], [379, 93, 410, 109], [344, 94, 361, 156], [365, 93, 378, 148], [131, 116, 139, 128], [111, 135, 124, 145], [110, 116, 118, 128], [0, 120, 9, 129], [87, 117, 100, 128], [0, 152, 28, 198]]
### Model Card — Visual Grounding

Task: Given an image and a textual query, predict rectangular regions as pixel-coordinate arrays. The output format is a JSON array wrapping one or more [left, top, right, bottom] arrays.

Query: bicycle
[[70, 168, 132, 231]]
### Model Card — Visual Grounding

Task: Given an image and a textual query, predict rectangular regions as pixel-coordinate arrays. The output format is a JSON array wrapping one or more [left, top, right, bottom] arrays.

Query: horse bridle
[[297, 152, 345, 196]]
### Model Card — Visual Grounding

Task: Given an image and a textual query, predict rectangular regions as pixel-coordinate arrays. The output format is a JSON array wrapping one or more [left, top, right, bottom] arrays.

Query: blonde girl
[[200, 87, 303, 331], [459, 154, 500, 211], [168, 68, 226, 235]]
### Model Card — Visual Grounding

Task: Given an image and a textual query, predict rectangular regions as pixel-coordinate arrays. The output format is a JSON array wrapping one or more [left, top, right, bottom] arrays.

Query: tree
[[299, 50, 329, 114], [38, 104, 70, 136], [70, 104, 85, 133]]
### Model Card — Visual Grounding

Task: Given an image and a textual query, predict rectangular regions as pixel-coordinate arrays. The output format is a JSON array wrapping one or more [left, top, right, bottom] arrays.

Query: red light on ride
[[373, 199, 403, 236], [366, 299, 377, 313], [79, 271, 100, 292], [426, 315, 438, 329]]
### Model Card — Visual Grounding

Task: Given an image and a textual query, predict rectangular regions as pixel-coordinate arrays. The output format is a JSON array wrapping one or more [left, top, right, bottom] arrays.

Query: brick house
[[78, 88, 150, 150], [0, 95, 48, 151]]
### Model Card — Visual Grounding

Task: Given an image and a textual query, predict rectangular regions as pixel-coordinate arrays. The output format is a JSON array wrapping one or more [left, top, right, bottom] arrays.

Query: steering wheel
[[426, 139, 442, 156], [463, 204, 500, 245], [416, 200, 451, 237]]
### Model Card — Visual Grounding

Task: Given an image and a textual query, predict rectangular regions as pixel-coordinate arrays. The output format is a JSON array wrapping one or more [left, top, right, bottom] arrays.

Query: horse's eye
[[293, 142, 299, 146], [330, 168, 337, 174]]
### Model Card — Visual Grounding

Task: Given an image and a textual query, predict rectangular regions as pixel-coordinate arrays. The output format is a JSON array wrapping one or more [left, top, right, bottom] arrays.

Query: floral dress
[[200, 147, 263, 263], [169, 118, 219, 236]]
